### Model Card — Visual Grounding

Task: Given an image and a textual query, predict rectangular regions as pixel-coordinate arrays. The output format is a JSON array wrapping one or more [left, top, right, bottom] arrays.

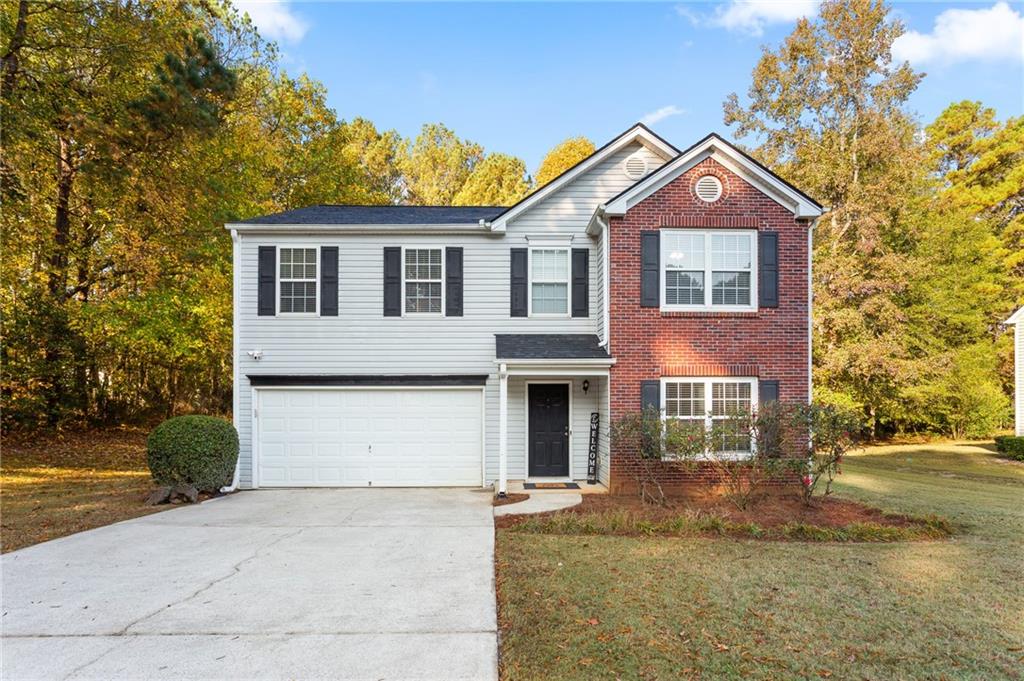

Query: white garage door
[[256, 388, 483, 487]]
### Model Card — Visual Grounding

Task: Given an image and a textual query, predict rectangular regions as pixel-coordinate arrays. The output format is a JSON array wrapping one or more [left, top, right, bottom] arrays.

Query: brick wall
[[608, 157, 811, 493]]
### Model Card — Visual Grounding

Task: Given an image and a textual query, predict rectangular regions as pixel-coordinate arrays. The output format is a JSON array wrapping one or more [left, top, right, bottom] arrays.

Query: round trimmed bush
[[147, 415, 239, 492]]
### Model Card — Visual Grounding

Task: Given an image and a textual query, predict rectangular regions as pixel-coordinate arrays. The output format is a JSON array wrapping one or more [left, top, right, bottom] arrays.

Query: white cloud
[[641, 105, 687, 126], [892, 2, 1024, 65], [235, 1, 309, 44], [708, 0, 818, 36]]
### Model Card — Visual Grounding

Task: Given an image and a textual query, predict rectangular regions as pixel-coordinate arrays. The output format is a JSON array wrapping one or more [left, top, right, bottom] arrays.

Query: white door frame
[[251, 385, 486, 489], [524, 380, 574, 482]]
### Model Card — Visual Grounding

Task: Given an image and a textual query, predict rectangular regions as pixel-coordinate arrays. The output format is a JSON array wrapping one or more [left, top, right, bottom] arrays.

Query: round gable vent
[[623, 154, 648, 180], [695, 175, 723, 202]]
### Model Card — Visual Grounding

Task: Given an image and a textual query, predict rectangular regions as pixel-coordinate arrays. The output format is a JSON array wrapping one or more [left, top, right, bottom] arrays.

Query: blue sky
[[236, 1, 1024, 171]]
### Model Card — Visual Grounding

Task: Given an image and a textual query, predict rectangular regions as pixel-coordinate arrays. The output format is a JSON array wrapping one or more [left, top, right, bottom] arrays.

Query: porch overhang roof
[[495, 334, 611, 361]]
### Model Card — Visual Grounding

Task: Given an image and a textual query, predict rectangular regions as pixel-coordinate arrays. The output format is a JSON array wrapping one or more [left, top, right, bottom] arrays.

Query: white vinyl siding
[[234, 141, 671, 487], [1016, 323, 1024, 436], [661, 230, 757, 312]]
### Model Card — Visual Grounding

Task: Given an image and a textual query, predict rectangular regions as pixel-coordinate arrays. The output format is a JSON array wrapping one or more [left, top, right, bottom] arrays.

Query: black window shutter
[[759, 380, 780, 404], [383, 247, 401, 316], [640, 380, 661, 411], [510, 248, 528, 317], [257, 246, 276, 316], [571, 248, 589, 317], [445, 247, 464, 317], [758, 232, 779, 308], [320, 247, 339, 316], [640, 231, 660, 307]]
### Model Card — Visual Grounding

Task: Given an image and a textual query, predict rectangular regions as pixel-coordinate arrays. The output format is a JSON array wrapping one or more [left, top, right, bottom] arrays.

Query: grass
[[1, 427, 167, 552], [496, 442, 1024, 680]]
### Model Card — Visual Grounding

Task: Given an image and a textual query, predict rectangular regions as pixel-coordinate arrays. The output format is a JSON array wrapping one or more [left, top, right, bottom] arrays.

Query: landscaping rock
[[170, 483, 199, 504], [145, 486, 172, 506]]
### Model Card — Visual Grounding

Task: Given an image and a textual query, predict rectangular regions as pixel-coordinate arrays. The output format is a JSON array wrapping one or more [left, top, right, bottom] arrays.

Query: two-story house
[[226, 124, 823, 494]]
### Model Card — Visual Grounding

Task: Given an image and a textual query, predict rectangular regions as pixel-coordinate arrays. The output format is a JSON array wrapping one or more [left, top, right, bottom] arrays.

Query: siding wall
[[1017, 324, 1023, 436], [235, 141, 668, 487]]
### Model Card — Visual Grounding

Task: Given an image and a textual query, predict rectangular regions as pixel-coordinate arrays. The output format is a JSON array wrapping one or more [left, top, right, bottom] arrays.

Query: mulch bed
[[493, 493, 530, 507], [495, 491, 936, 532]]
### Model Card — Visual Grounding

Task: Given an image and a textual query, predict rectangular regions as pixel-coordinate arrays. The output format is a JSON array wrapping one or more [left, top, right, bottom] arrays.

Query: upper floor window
[[661, 229, 756, 311], [279, 247, 318, 314], [404, 248, 443, 314], [530, 248, 569, 315]]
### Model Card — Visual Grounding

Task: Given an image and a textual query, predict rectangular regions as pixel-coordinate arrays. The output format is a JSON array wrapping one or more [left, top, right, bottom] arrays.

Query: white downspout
[[222, 229, 242, 494], [498, 363, 508, 497], [595, 205, 611, 350], [807, 218, 816, 405]]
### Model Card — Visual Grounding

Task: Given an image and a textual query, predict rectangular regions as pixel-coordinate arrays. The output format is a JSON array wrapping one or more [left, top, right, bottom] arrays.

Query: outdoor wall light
[[247, 349, 263, 361], [582, 379, 590, 394]]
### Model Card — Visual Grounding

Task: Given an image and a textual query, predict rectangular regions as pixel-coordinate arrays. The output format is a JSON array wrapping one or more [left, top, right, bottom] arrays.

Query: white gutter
[[222, 229, 242, 493]]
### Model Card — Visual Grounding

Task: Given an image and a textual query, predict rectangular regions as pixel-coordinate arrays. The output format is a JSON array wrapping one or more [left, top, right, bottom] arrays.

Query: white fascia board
[[604, 135, 823, 219], [494, 358, 616, 367], [224, 222, 495, 235], [1004, 306, 1024, 325], [489, 126, 678, 231]]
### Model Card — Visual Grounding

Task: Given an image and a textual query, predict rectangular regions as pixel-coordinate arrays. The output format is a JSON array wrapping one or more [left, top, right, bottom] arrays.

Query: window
[[662, 377, 757, 457], [279, 247, 317, 314], [404, 248, 443, 314], [530, 248, 569, 315], [661, 230, 756, 310]]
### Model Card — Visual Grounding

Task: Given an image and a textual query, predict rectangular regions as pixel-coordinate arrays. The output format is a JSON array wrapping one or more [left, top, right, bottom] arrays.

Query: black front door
[[528, 383, 570, 477]]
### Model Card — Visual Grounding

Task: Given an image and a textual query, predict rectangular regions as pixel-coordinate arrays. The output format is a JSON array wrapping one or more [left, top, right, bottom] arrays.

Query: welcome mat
[[523, 482, 580, 490]]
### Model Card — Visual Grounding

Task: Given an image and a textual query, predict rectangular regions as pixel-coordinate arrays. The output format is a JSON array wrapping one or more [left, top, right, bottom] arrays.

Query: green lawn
[[496, 442, 1024, 680]]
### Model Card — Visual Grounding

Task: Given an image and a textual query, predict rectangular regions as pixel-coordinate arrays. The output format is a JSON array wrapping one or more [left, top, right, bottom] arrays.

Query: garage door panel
[[257, 388, 482, 487]]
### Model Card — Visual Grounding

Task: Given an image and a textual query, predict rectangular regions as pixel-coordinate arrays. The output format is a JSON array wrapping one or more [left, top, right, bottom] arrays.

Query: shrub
[[994, 435, 1024, 461], [147, 415, 238, 492], [610, 407, 705, 505], [796, 403, 865, 505]]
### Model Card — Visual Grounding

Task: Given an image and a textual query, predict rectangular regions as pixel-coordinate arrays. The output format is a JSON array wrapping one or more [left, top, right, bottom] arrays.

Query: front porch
[[494, 334, 614, 496]]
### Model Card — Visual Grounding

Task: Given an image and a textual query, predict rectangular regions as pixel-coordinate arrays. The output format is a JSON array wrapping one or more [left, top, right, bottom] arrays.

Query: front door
[[528, 383, 570, 478]]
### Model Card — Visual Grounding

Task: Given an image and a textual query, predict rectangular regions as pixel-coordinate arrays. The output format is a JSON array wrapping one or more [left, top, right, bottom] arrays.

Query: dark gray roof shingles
[[234, 204, 506, 226], [495, 334, 610, 360]]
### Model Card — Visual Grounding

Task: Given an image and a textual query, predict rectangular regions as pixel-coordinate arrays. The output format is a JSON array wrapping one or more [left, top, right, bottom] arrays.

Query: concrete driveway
[[1, 489, 497, 681]]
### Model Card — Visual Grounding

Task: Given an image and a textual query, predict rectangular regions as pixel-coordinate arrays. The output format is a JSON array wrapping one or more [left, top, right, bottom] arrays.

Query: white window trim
[[276, 245, 320, 317], [528, 246, 570, 317], [660, 376, 759, 460], [401, 246, 445, 317], [660, 229, 758, 312]]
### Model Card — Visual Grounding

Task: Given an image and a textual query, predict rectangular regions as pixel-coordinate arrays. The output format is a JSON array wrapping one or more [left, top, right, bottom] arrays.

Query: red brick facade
[[607, 157, 811, 493]]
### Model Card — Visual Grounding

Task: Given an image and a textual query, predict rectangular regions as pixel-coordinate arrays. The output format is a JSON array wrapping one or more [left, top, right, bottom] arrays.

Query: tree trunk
[[1, 1, 28, 99], [43, 133, 75, 426]]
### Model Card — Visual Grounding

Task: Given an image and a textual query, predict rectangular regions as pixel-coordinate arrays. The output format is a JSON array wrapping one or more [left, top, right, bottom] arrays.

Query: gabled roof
[[486, 123, 679, 232], [599, 133, 824, 222], [228, 204, 505, 227], [1004, 306, 1024, 325]]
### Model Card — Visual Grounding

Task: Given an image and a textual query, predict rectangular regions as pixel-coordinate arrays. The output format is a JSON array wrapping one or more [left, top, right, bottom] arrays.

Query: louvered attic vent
[[623, 155, 648, 180], [695, 175, 723, 202]]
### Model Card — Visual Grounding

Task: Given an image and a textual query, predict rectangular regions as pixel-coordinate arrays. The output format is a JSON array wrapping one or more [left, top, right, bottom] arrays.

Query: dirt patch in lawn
[[1, 427, 171, 552], [496, 492, 953, 542], [493, 493, 530, 507]]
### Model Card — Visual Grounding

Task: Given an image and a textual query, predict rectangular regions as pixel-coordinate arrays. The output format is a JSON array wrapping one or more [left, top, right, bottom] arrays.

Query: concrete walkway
[[493, 492, 582, 516], [1, 489, 497, 681]]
